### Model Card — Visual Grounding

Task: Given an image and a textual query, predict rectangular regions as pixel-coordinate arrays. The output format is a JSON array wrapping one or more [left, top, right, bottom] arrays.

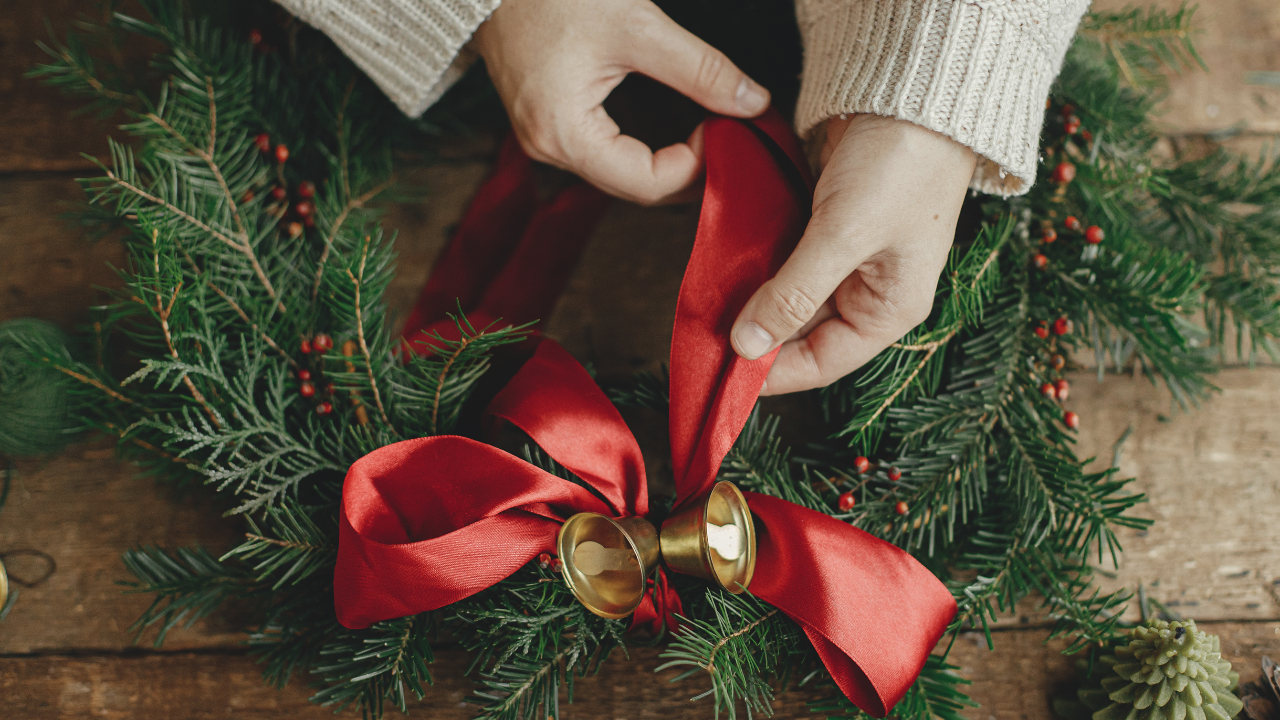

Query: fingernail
[[735, 78, 769, 115], [734, 321, 774, 360]]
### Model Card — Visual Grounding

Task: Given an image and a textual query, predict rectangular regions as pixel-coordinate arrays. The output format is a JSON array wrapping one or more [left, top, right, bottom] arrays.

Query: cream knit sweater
[[275, 0, 1089, 196]]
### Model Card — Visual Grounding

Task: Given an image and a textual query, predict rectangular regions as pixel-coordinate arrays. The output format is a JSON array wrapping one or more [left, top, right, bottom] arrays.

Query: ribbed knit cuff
[[794, 0, 1088, 197], [276, 0, 501, 117]]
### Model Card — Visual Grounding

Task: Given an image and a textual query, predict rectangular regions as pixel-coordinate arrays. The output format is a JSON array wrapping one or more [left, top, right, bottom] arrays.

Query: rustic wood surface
[[2, 0, 1278, 717]]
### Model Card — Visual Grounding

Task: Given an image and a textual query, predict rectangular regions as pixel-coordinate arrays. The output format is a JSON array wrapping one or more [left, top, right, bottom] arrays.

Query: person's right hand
[[472, 0, 771, 205]]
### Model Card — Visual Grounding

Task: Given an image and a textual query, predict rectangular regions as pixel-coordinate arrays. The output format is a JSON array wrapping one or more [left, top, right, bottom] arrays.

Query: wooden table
[[2, 1, 1278, 717]]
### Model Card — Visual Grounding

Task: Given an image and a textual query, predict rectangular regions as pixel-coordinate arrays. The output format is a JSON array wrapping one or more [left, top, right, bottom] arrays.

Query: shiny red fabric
[[401, 133, 611, 350], [335, 111, 955, 717]]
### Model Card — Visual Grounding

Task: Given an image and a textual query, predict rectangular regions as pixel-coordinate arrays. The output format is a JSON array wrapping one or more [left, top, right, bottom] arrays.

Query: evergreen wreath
[[18, 1, 1277, 718]]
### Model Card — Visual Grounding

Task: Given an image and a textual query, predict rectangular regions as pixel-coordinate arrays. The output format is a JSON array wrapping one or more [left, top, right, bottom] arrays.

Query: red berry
[[274, 144, 289, 163], [297, 369, 311, 381], [286, 222, 303, 238], [270, 186, 287, 201], [1065, 117, 1081, 135], [248, 29, 263, 45], [1053, 317, 1072, 336], [294, 201, 313, 218], [1065, 216, 1082, 231], [1061, 104, 1075, 117], [538, 552, 551, 569], [853, 456, 870, 474], [838, 491, 857, 511], [1033, 253, 1049, 270], [887, 466, 901, 482], [1040, 382, 1057, 399], [241, 189, 255, 203], [1064, 411, 1080, 429], [1052, 162, 1076, 184], [326, 383, 336, 395], [316, 401, 333, 415], [298, 181, 316, 198], [299, 381, 315, 398], [549, 558, 563, 573], [312, 334, 333, 352], [300, 339, 312, 354], [1081, 130, 1093, 143], [1042, 228, 1058, 244], [1085, 225, 1105, 244], [1050, 354, 1066, 370], [1055, 379, 1070, 401], [254, 133, 271, 152], [1035, 326, 1050, 339], [894, 501, 909, 515], [303, 215, 315, 227]]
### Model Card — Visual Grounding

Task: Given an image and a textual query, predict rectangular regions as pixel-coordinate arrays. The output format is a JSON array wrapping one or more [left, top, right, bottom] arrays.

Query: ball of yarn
[[0, 319, 77, 456], [1073, 619, 1243, 720]]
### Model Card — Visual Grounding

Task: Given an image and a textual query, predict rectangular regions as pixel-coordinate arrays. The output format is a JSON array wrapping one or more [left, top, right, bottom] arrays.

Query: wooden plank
[[1089, 0, 1280, 136], [0, 0, 144, 173], [0, 174, 126, 329], [5, 623, 1276, 719], [0, 442, 246, 653], [0, 647, 813, 719], [546, 201, 699, 378], [948, 621, 1280, 720], [1070, 368, 1280, 622]]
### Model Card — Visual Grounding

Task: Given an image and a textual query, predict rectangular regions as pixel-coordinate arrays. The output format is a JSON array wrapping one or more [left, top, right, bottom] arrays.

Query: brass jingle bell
[[556, 514, 659, 619], [659, 481, 756, 593], [0, 556, 8, 611]]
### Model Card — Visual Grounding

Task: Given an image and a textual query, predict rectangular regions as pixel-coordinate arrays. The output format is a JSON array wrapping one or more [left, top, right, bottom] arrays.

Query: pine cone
[[1076, 620, 1243, 720]]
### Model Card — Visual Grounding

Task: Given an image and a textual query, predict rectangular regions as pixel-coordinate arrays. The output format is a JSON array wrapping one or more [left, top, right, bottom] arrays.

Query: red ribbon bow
[[335, 112, 956, 716]]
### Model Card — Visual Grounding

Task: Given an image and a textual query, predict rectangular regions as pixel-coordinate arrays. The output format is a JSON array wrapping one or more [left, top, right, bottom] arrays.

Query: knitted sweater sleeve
[[273, 0, 501, 118], [794, 0, 1089, 196]]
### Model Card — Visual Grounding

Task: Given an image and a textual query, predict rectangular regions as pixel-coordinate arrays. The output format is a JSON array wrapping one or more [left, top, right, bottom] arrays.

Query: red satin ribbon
[[336, 111, 955, 716], [401, 133, 611, 349]]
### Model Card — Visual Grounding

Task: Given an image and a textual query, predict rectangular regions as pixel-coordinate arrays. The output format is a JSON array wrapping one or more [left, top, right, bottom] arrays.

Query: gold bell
[[0, 556, 8, 611], [556, 513, 659, 619], [659, 481, 756, 593]]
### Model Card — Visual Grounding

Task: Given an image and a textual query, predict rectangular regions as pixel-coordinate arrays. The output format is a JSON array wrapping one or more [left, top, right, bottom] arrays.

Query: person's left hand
[[729, 114, 978, 395]]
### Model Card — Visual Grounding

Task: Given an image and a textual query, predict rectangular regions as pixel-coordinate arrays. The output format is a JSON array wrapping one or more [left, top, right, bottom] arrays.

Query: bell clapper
[[573, 541, 641, 576], [706, 523, 744, 561]]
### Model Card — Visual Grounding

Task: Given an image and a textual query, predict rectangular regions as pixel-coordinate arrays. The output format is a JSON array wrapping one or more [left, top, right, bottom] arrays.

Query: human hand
[[730, 114, 978, 395], [472, 0, 770, 205]]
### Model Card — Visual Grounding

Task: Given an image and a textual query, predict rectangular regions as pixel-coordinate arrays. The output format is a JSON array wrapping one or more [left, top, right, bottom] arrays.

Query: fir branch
[[345, 236, 393, 428]]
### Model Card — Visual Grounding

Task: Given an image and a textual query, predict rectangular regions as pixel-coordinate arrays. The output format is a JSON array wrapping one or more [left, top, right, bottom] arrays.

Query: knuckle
[[766, 284, 820, 328], [694, 50, 730, 93]]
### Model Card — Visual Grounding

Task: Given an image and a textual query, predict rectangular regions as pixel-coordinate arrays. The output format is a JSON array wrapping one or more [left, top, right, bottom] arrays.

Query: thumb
[[626, 10, 770, 117], [731, 225, 862, 360]]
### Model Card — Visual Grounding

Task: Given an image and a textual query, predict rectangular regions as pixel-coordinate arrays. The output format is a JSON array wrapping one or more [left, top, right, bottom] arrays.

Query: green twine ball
[[1073, 620, 1244, 720], [0, 319, 76, 456]]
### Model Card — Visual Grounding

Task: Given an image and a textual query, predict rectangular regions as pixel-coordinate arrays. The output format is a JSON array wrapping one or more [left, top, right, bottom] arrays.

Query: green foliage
[[0, 319, 81, 456], [28, 2, 1280, 720], [658, 590, 810, 720]]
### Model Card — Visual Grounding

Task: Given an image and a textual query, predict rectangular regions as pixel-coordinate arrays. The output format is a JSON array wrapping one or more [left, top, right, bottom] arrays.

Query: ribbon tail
[[744, 493, 957, 717]]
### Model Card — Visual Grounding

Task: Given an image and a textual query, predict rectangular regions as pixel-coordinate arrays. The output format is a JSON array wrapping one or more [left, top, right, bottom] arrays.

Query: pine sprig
[[657, 590, 810, 719]]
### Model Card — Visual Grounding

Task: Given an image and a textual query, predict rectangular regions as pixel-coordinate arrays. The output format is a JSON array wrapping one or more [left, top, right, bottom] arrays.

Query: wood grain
[[1070, 368, 1280, 622], [0, 0, 144, 174], [5, 623, 1276, 719], [0, 175, 126, 329]]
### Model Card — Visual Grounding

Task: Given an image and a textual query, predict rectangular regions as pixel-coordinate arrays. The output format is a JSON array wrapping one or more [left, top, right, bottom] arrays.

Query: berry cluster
[[537, 552, 563, 573], [834, 455, 907, 517], [249, 132, 320, 238], [297, 334, 336, 415]]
